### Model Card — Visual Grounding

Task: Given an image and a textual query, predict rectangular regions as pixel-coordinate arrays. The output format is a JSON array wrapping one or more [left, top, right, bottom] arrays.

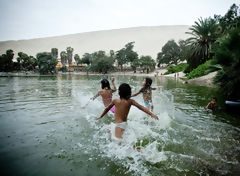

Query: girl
[[131, 77, 156, 111], [91, 77, 117, 113]]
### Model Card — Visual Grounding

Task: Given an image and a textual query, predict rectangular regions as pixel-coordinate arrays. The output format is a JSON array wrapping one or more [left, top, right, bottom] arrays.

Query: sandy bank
[[186, 71, 217, 87]]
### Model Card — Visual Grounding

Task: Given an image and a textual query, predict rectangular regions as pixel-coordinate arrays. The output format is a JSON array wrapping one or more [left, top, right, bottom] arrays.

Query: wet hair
[[119, 83, 131, 100], [101, 79, 110, 89], [212, 97, 217, 101], [140, 77, 152, 92], [145, 77, 152, 87]]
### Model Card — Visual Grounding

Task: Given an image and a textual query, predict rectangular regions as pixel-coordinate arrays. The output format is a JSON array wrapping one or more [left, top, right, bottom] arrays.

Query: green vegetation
[[51, 48, 58, 59], [186, 60, 211, 79], [139, 56, 156, 73], [0, 49, 14, 72], [157, 40, 181, 66], [116, 42, 138, 70], [16, 52, 37, 71], [164, 63, 189, 75], [213, 28, 240, 100], [36, 52, 57, 74]]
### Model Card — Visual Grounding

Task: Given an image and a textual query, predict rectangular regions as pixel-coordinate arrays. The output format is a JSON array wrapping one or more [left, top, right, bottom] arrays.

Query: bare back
[[99, 89, 114, 107], [112, 98, 132, 123]]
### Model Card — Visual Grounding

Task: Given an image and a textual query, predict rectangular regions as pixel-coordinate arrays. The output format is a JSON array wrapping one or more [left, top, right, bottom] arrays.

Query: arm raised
[[131, 90, 141, 97], [96, 101, 115, 120], [131, 99, 158, 120], [91, 91, 101, 100], [111, 77, 117, 93]]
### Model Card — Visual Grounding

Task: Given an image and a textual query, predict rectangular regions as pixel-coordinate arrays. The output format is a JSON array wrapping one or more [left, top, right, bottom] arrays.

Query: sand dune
[[0, 26, 190, 59]]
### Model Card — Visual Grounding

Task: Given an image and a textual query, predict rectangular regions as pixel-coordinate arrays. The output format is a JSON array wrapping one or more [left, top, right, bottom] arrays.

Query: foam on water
[[77, 86, 174, 176]]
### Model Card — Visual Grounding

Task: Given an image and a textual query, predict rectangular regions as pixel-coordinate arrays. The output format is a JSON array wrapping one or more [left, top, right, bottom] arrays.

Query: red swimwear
[[103, 97, 115, 113]]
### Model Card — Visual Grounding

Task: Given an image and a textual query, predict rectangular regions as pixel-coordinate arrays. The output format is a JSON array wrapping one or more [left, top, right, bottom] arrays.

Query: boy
[[205, 97, 218, 111], [97, 83, 158, 139]]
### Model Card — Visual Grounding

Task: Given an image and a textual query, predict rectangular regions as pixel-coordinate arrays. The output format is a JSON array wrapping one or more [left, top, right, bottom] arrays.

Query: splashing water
[[0, 75, 239, 176]]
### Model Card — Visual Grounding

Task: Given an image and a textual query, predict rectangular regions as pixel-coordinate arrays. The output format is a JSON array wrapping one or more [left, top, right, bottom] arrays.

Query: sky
[[0, 0, 239, 41]]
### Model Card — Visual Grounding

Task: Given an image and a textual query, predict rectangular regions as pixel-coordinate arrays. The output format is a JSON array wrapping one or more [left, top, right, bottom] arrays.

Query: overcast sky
[[0, 0, 238, 41]]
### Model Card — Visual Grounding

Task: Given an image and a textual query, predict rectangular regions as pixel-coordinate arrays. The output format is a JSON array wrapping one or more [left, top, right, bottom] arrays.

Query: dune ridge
[[0, 25, 190, 58]]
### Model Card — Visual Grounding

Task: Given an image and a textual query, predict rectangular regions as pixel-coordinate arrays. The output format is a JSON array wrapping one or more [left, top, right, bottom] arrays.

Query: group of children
[[90, 77, 158, 140], [84, 77, 218, 141]]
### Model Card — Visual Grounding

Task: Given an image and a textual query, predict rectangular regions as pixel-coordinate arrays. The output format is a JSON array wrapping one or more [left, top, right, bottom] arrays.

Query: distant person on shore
[[81, 78, 116, 113], [131, 77, 156, 111], [97, 83, 158, 141], [205, 97, 218, 111]]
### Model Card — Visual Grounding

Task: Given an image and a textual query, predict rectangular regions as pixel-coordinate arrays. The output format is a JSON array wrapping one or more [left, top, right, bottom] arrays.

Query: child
[[205, 97, 218, 111], [91, 77, 117, 113], [131, 77, 156, 111], [97, 83, 158, 140]]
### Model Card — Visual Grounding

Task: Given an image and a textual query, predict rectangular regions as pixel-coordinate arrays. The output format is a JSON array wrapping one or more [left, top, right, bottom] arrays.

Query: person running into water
[[131, 77, 156, 111], [97, 83, 158, 140], [91, 77, 117, 113]]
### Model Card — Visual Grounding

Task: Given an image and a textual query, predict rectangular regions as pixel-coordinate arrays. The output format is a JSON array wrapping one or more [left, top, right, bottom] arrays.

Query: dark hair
[[145, 77, 152, 87], [140, 77, 152, 92], [119, 83, 131, 100], [101, 79, 110, 89], [212, 97, 217, 101]]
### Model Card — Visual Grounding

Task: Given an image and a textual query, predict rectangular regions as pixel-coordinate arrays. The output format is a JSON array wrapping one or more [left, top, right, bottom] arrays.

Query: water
[[0, 74, 239, 176]]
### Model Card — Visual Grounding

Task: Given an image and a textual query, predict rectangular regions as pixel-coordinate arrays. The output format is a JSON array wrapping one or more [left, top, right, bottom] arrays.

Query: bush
[[164, 63, 189, 75], [187, 60, 212, 79], [213, 28, 240, 100]]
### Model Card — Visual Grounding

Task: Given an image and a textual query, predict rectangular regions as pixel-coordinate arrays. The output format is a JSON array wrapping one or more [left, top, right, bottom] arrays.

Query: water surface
[[0, 74, 239, 176]]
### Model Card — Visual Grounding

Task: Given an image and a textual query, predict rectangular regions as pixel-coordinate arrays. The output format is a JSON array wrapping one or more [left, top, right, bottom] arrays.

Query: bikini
[[103, 97, 115, 113], [145, 100, 152, 106]]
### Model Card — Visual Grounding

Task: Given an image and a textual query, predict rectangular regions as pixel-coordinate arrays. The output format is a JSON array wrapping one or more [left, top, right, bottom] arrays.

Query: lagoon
[[0, 74, 239, 176]]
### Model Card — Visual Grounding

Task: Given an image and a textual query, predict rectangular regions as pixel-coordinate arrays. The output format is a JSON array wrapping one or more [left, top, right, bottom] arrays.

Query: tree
[[36, 52, 57, 74], [214, 4, 240, 36], [90, 56, 114, 73], [51, 48, 58, 59], [17, 52, 37, 71], [213, 28, 240, 100], [60, 51, 67, 66], [116, 42, 138, 70], [162, 40, 180, 65], [82, 53, 92, 65], [74, 54, 80, 64], [0, 49, 14, 72], [66, 47, 74, 64], [186, 17, 218, 65], [131, 59, 140, 73], [139, 56, 156, 73], [156, 52, 172, 67]]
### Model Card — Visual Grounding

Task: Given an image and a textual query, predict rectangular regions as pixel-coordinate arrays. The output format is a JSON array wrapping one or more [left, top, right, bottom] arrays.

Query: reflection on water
[[0, 75, 239, 176]]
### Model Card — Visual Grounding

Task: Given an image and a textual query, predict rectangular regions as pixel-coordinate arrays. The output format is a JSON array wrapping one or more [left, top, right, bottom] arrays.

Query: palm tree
[[74, 54, 80, 64], [186, 17, 218, 64], [66, 47, 74, 64], [139, 56, 156, 73], [60, 51, 67, 66], [51, 48, 58, 59]]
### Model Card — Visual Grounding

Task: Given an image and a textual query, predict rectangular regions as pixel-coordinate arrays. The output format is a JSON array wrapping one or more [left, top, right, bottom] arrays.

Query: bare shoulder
[[112, 98, 120, 104], [129, 99, 137, 105]]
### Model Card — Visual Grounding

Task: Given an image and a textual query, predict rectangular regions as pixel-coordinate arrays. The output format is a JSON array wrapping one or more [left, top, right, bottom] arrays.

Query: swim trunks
[[115, 122, 127, 130]]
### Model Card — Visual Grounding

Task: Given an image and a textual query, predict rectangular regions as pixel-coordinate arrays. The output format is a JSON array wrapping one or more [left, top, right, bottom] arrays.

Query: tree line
[[0, 3, 239, 100]]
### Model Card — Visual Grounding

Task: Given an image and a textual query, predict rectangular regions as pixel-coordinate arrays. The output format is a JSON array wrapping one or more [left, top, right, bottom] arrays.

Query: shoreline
[[0, 70, 217, 88]]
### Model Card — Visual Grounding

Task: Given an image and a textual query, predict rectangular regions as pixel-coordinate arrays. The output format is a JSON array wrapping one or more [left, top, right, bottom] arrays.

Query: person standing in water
[[131, 77, 156, 111], [91, 77, 117, 113], [205, 97, 218, 111], [97, 83, 158, 140]]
